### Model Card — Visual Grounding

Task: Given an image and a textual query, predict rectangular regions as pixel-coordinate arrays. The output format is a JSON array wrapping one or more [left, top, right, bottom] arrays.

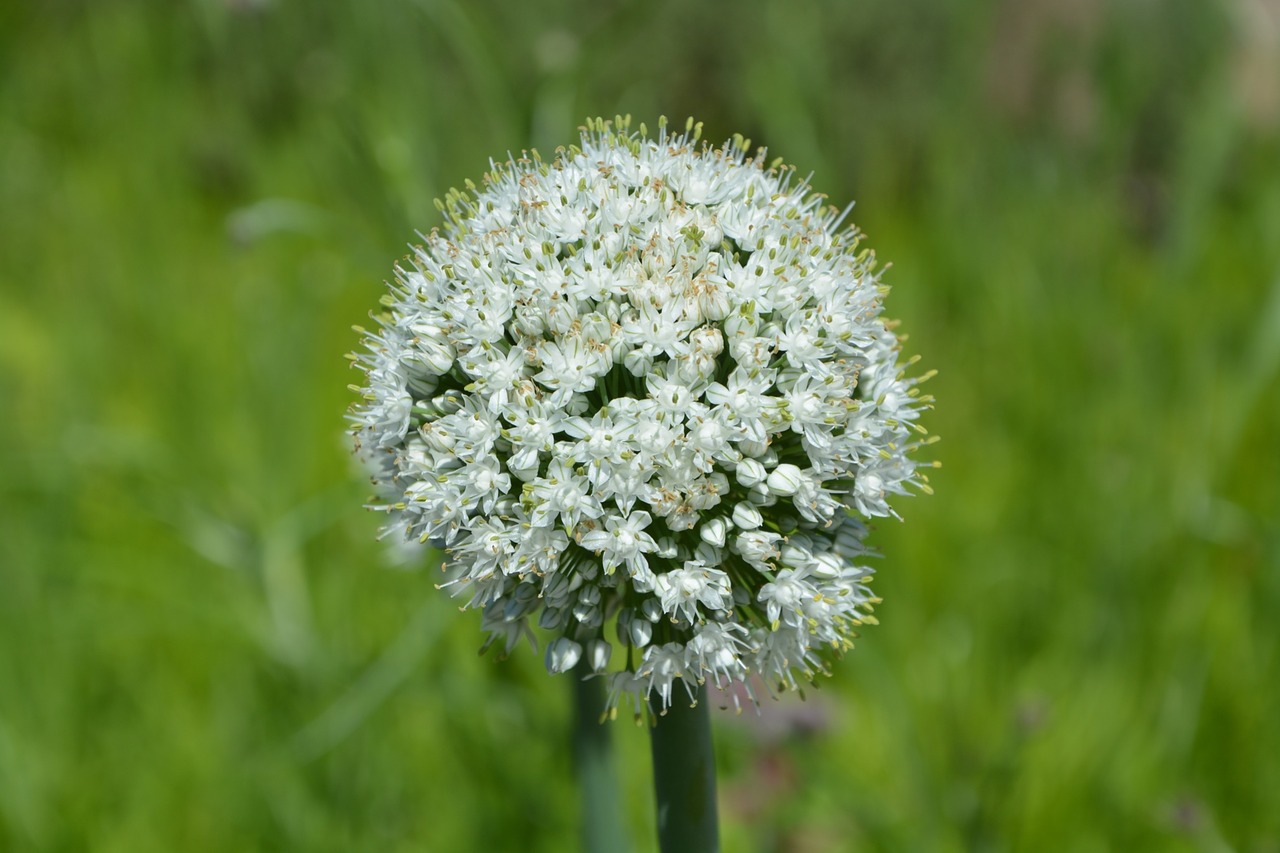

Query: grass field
[[2, 1, 1278, 850]]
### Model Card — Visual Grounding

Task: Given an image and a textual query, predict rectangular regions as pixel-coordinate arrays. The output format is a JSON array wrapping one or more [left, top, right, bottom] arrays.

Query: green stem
[[649, 682, 720, 853], [572, 663, 629, 853]]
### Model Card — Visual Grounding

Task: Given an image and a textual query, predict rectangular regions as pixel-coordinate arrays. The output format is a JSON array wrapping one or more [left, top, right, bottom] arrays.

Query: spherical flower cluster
[[350, 117, 935, 715]]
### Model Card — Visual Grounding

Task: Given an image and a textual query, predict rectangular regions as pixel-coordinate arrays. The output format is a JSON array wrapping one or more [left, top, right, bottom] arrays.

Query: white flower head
[[350, 116, 935, 713]]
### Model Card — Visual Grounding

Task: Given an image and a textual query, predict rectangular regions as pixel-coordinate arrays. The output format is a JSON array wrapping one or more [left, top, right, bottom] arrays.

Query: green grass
[[2, 0, 1277, 850]]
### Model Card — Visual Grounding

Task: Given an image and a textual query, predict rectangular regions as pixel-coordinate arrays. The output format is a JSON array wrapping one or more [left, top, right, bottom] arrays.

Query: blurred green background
[[2, 0, 1278, 850]]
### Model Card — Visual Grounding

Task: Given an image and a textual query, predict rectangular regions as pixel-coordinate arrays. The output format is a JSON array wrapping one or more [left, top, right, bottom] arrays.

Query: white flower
[[686, 622, 750, 690], [655, 561, 734, 624], [758, 568, 818, 629], [535, 335, 609, 393], [527, 458, 603, 529], [648, 374, 700, 423], [350, 116, 934, 713], [579, 510, 660, 583], [734, 529, 782, 571], [639, 643, 695, 710]]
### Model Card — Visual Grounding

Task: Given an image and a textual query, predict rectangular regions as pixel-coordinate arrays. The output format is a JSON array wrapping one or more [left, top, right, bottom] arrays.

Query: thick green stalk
[[572, 664, 629, 853], [649, 682, 720, 853]]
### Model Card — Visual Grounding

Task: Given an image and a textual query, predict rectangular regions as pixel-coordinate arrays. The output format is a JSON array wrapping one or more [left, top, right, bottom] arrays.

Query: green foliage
[[1, 0, 1277, 850]]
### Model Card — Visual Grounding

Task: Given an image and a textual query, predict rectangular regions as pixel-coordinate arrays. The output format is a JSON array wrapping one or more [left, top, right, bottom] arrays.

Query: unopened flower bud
[[538, 607, 566, 631], [641, 598, 663, 623], [545, 637, 582, 674], [417, 340, 455, 376], [731, 502, 763, 530], [700, 517, 729, 548], [693, 542, 722, 568], [587, 638, 612, 673], [736, 458, 767, 487], [767, 463, 804, 496], [629, 618, 653, 648], [812, 552, 845, 579], [623, 347, 654, 377]]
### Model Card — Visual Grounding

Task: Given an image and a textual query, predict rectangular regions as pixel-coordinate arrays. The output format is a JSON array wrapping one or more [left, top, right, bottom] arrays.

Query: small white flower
[[686, 622, 749, 688], [734, 529, 782, 571], [579, 510, 660, 583], [525, 459, 599, 528], [655, 561, 734, 624], [350, 117, 934, 713], [721, 305, 759, 342], [758, 568, 818, 629], [536, 335, 608, 393], [639, 643, 693, 711], [648, 374, 699, 423]]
